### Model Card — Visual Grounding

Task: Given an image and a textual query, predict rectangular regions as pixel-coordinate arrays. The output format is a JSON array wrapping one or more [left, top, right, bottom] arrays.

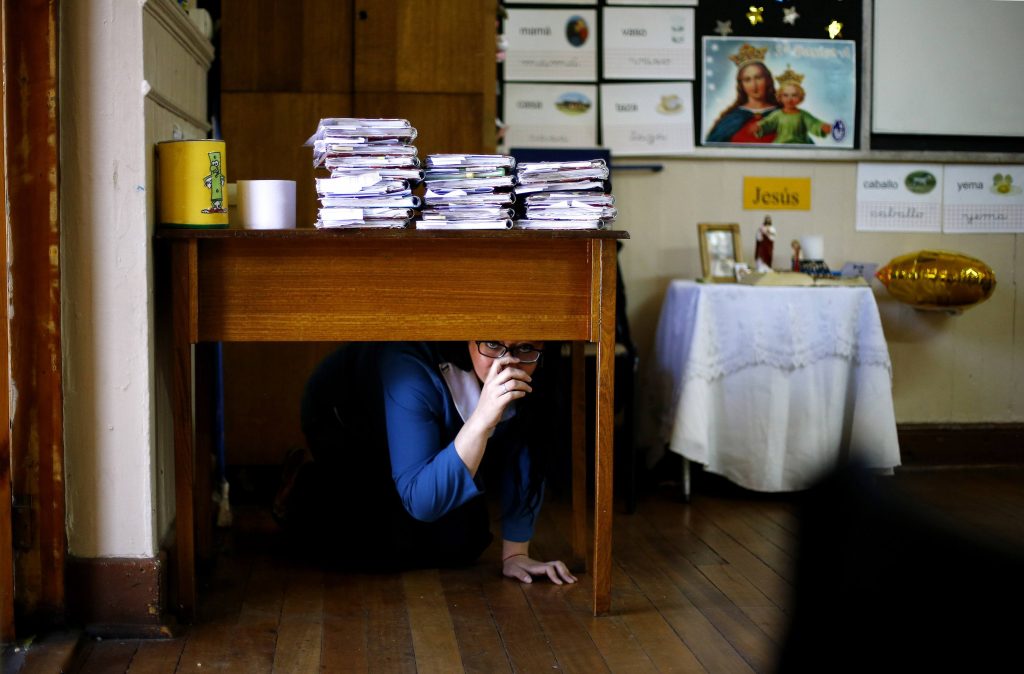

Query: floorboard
[[29, 466, 1019, 674]]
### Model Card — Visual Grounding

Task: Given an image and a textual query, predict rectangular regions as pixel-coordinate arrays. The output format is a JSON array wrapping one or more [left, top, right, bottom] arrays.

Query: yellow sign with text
[[743, 177, 811, 210]]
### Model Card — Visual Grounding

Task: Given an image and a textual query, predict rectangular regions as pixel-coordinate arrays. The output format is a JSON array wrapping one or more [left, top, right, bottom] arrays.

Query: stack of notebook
[[310, 118, 421, 228], [417, 154, 517, 230], [514, 159, 616, 230]]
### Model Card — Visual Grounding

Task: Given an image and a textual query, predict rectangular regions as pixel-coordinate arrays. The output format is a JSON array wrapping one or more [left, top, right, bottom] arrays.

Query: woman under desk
[[276, 340, 577, 586]]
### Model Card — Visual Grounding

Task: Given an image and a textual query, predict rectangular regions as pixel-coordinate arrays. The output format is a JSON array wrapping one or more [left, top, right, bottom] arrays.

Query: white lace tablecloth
[[645, 281, 901, 492]]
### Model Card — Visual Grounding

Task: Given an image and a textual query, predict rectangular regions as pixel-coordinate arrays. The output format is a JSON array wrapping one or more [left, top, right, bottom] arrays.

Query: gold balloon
[[875, 250, 996, 312]]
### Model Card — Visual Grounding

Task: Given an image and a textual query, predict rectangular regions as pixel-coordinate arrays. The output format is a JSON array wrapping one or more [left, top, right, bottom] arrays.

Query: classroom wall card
[[504, 9, 598, 82], [856, 163, 943, 232], [600, 82, 694, 155], [504, 83, 598, 149], [602, 7, 695, 81], [943, 165, 1024, 233]]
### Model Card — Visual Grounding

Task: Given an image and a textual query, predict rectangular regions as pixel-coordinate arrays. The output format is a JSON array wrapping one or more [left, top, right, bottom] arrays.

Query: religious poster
[[943, 164, 1024, 233], [856, 163, 944, 232], [600, 82, 694, 155], [503, 83, 598, 149], [602, 6, 695, 80], [504, 8, 598, 82], [701, 36, 856, 149]]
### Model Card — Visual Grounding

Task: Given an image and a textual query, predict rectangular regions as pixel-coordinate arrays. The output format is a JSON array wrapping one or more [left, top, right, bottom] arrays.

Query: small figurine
[[754, 215, 776, 271], [790, 239, 802, 272]]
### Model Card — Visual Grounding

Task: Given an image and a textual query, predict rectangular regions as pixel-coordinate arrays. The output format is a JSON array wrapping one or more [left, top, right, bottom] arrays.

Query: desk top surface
[[156, 227, 629, 240]]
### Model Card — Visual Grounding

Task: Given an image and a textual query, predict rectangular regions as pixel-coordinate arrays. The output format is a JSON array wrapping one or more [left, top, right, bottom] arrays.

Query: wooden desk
[[158, 228, 628, 618]]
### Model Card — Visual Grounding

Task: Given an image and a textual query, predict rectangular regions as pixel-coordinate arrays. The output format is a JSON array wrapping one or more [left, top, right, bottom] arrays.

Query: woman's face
[[468, 340, 544, 382], [738, 64, 769, 105]]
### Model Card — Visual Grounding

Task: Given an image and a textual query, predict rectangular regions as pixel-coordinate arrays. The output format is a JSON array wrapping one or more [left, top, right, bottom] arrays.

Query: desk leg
[[592, 240, 616, 616], [570, 341, 587, 573], [171, 242, 196, 622], [194, 343, 217, 563]]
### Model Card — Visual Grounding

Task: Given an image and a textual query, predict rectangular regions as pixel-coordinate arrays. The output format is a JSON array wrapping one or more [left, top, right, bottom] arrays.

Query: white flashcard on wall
[[504, 9, 598, 82], [855, 163, 943, 232], [505, 0, 595, 4], [607, 0, 697, 5], [943, 164, 1024, 233], [504, 83, 598, 148], [602, 7, 695, 80], [600, 82, 694, 155]]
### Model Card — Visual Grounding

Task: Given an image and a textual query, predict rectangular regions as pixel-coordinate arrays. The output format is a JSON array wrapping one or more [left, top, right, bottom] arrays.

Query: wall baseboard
[[66, 553, 179, 638], [897, 423, 1024, 467]]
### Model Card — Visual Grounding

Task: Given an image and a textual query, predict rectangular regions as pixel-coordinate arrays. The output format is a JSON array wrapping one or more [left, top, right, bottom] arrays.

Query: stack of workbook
[[514, 159, 616, 229], [417, 154, 516, 230], [310, 118, 421, 228]]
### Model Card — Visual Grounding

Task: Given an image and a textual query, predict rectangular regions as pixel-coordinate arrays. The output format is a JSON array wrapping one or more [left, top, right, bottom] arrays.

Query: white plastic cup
[[800, 235, 825, 261], [236, 179, 297, 229]]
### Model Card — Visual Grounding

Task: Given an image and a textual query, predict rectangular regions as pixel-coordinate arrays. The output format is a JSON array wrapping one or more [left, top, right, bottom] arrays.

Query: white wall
[[614, 158, 1024, 426], [60, 2, 155, 557]]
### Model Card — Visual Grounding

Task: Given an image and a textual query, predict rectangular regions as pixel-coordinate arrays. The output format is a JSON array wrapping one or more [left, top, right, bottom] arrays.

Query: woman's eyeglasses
[[476, 341, 544, 364]]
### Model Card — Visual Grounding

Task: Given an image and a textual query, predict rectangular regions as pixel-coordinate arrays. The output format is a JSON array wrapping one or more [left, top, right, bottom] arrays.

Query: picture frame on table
[[698, 223, 742, 282]]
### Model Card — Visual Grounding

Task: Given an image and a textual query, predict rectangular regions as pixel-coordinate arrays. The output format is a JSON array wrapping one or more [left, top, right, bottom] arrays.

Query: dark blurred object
[[778, 463, 1024, 673]]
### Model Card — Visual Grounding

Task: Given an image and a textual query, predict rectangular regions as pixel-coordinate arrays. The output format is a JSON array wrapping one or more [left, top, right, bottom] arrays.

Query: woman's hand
[[502, 554, 578, 586], [454, 354, 533, 477], [472, 355, 533, 433]]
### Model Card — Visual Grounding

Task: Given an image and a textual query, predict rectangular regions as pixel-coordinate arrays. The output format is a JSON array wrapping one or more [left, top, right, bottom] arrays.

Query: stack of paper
[[517, 192, 618, 230], [418, 154, 517, 230], [514, 160, 616, 229], [310, 118, 421, 228]]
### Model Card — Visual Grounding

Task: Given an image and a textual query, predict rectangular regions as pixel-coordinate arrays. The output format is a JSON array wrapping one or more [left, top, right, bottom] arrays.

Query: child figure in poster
[[755, 66, 832, 145]]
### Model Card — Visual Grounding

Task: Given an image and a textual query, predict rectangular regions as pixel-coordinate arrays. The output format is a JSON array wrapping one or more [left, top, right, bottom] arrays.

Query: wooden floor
[[23, 466, 1024, 673]]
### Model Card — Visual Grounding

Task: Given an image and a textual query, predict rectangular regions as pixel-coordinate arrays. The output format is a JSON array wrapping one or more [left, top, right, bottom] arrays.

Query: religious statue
[[790, 239, 802, 272], [754, 215, 776, 271]]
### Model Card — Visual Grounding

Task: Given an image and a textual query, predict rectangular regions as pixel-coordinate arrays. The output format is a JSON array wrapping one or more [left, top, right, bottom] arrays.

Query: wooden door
[[220, 0, 355, 230], [0, 0, 12, 644], [353, 0, 497, 157], [1, 0, 64, 640]]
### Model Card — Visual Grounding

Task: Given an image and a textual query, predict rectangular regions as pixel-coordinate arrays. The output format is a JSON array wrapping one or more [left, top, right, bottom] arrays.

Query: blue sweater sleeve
[[379, 345, 483, 522], [498, 432, 542, 542]]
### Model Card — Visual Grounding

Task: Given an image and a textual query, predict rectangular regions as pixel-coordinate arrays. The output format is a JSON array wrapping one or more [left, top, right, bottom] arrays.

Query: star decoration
[[783, 7, 800, 25], [746, 6, 764, 26], [714, 19, 733, 37], [827, 20, 843, 39]]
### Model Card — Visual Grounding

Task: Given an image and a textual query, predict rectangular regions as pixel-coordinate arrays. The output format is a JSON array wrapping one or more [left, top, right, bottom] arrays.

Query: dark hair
[[434, 341, 474, 372]]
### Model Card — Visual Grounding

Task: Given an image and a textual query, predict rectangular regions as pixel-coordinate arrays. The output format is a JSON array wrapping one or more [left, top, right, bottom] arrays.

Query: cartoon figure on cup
[[202, 151, 226, 214], [275, 340, 577, 586], [705, 43, 779, 143]]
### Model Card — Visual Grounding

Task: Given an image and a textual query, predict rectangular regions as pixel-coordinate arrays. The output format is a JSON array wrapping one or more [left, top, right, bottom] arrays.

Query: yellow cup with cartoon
[[157, 139, 229, 228]]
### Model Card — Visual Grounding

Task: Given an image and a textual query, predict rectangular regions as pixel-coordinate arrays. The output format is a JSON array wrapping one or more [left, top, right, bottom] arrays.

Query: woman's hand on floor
[[502, 554, 577, 585]]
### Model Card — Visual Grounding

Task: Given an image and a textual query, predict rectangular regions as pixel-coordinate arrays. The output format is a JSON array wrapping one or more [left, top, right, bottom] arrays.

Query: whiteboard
[[872, 0, 1024, 137]]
